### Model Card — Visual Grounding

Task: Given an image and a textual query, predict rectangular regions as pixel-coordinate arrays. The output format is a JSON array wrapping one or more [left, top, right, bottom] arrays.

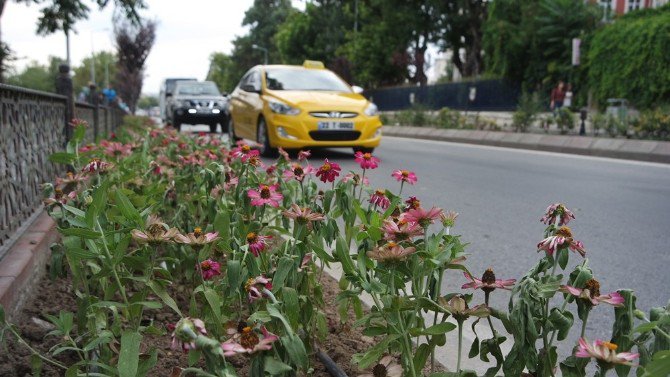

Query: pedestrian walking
[[550, 80, 566, 114]]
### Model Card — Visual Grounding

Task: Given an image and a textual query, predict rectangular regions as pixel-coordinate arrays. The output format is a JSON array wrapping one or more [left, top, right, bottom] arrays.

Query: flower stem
[[581, 308, 591, 339], [457, 320, 463, 373], [358, 169, 366, 200]]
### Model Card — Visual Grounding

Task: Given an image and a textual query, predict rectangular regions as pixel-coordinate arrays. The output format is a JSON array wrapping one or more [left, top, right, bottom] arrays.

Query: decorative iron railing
[[0, 83, 124, 257]]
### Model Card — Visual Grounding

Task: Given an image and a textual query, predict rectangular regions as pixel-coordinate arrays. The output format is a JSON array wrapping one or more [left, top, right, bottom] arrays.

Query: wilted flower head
[[405, 196, 421, 210], [278, 147, 290, 161], [175, 227, 219, 246], [245, 275, 273, 303], [43, 188, 77, 207], [541, 203, 575, 226], [440, 211, 459, 228], [70, 118, 89, 128], [438, 295, 490, 322], [369, 189, 391, 210], [283, 163, 315, 182], [342, 173, 369, 186], [82, 158, 113, 174], [171, 317, 207, 352], [381, 219, 423, 241], [462, 269, 515, 293], [401, 206, 443, 228], [316, 159, 341, 183], [537, 226, 585, 257], [221, 326, 279, 356], [575, 338, 639, 367], [367, 241, 417, 262], [282, 204, 325, 225], [199, 259, 221, 280], [354, 151, 380, 169], [560, 279, 624, 307], [246, 232, 272, 257], [357, 355, 402, 377], [247, 184, 283, 207], [391, 169, 417, 184], [131, 215, 179, 244], [297, 149, 311, 161], [54, 171, 87, 192]]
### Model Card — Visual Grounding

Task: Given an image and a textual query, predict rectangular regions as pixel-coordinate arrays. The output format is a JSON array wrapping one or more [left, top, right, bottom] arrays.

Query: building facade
[[594, 0, 668, 15]]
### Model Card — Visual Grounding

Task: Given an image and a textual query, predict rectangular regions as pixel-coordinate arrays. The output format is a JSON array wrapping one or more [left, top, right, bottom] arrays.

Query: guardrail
[[0, 79, 124, 258]]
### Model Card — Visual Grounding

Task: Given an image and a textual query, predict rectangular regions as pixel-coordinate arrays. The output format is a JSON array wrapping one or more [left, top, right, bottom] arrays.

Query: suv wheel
[[257, 117, 276, 157], [209, 123, 218, 133], [227, 117, 240, 143]]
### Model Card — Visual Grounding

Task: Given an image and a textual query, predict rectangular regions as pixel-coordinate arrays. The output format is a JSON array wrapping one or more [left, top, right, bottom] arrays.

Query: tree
[[72, 50, 117, 92], [206, 52, 236, 94], [6, 55, 62, 91], [114, 18, 155, 114], [483, 0, 599, 91], [436, 0, 488, 78], [136, 94, 157, 109], [0, 0, 146, 82]]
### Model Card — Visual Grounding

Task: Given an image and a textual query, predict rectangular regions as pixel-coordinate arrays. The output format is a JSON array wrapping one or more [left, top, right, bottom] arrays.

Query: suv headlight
[[268, 100, 300, 115], [364, 102, 378, 117]]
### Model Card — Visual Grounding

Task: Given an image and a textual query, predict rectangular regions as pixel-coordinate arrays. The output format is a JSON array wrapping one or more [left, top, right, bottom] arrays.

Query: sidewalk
[[382, 126, 670, 164]]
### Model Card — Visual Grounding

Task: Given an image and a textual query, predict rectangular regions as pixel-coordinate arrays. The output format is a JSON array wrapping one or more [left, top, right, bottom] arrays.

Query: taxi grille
[[309, 130, 361, 141]]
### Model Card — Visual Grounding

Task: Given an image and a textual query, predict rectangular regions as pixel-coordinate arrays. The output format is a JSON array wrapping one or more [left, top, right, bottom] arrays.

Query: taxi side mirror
[[241, 84, 261, 94], [352, 85, 364, 94]]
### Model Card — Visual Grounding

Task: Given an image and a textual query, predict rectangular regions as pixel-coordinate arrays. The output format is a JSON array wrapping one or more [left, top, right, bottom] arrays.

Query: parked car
[[228, 60, 381, 156], [159, 77, 197, 123], [168, 81, 229, 133]]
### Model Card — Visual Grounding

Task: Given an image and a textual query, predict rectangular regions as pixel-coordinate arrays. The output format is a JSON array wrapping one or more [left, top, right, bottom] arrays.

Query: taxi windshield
[[265, 68, 351, 92]]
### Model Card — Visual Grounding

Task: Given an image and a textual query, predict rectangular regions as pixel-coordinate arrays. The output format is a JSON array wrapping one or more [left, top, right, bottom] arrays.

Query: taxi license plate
[[317, 121, 354, 130]]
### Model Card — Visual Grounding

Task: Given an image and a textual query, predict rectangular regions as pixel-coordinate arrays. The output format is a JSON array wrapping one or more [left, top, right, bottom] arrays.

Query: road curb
[[383, 126, 670, 164], [0, 211, 58, 319]]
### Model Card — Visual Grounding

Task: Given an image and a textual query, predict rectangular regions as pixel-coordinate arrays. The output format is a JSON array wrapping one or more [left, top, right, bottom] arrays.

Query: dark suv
[[168, 81, 229, 133]]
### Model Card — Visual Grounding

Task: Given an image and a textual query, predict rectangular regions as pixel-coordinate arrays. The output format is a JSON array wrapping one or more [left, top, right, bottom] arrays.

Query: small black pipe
[[316, 349, 349, 377]]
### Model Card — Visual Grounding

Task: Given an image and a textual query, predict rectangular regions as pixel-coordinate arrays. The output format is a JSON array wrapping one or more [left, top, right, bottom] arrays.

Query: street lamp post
[[252, 44, 268, 65]]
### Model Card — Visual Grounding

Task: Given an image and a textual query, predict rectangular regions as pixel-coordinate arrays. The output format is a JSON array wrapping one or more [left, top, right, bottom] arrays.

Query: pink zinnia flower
[[245, 275, 273, 303], [103, 142, 132, 157], [82, 158, 113, 174], [199, 259, 221, 280], [537, 226, 586, 257], [171, 317, 207, 352], [367, 241, 417, 262], [401, 206, 443, 228], [405, 196, 421, 210], [278, 147, 290, 161], [575, 338, 639, 366], [560, 279, 624, 307], [315, 159, 341, 183], [541, 203, 575, 226], [247, 184, 283, 207], [297, 150, 311, 161], [231, 143, 260, 162], [381, 219, 423, 241], [283, 163, 315, 182], [246, 232, 272, 257], [392, 169, 417, 184], [43, 189, 76, 207], [54, 171, 88, 192], [282, 204, 325, 225], [221, 326, 279, 356], [354, 151, 380, 169], [462, 269, 515, 292], [78, 144, 96, 153], [342, 173, 369, 186], [369, 189, 391, 209], [174, 227, 219, 246]]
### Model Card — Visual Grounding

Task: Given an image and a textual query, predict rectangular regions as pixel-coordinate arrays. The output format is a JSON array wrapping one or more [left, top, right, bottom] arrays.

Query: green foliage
[[555, 107, 575, 134], [513, 92, 544, 132], [136, 95, 158, 110], [396, 105, 430, 127], [587, 5, 670, 108], [484, 0, 599, 91], [435, 107, 463, 129], [632, 107, 670, 140], [72, 51, 117, 92], [5, 56, 63, 92]]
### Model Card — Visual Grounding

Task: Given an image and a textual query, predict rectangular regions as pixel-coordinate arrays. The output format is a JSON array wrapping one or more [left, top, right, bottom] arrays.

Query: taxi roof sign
[[302, 60, 325, 69]]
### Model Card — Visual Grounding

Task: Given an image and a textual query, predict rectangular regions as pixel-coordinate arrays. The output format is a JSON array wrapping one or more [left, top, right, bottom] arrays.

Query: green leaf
[[282, 287, 299, 330], [115, 190, 142, 225], [414, 321, 457, 336], [203, 287, 222, 324], [264, 356, 293, 375], [272, 257, 295, 291], [0, 304, 5, 323], [352, 334, 400, 369], [58, 227, 101, 239], [548, 308, 574, 341], [146, 280, 182, 316], [642, 350, 670, 377], [137, 349, 158, 377], [281, 334, 308, 370], [48, 152, 76, 164], [413, 343, 432, 375], [118, 331, 141, 377]]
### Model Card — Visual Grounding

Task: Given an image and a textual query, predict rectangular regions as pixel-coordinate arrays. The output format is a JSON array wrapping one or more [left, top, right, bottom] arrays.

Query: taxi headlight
[[364, 102, 378, 117], [268, 100, 300, 115]]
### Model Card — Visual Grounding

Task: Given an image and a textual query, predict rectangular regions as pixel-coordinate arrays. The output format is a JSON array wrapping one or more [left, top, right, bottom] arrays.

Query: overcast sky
[[4, 1, 307, 95]]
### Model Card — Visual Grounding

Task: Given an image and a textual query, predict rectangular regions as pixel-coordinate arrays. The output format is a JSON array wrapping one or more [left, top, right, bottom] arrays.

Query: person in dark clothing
[[550, 81, 566, 112]]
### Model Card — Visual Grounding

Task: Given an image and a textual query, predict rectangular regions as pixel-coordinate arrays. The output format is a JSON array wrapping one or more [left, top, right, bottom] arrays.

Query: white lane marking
[[383, 136, 670, 169]]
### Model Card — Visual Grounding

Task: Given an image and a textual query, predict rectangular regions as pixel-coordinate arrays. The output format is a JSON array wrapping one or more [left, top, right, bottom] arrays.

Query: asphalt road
[[301, 135, 670, 358]]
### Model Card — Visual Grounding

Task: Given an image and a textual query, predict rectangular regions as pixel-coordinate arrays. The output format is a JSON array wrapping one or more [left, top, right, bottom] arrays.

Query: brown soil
[[1, 266, 443, 376]]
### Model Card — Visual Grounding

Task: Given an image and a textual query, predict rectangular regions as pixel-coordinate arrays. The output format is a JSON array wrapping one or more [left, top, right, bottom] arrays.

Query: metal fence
[[364, 79, 521, 112], [0, 83, 124, 257]]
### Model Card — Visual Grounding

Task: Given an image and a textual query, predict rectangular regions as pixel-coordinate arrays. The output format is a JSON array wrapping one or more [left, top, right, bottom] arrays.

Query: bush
[[512, 92, 544, 132], [395, 104, 430, 127], [633, 107, 670, 140], [591, 112, 606, 135], [587, 5, 670, 108], [555, 107, 575, 134], [435, 107, 462, 129]]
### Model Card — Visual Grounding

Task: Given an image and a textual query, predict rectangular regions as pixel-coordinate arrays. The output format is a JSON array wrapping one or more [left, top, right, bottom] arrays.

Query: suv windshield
[[176, 82, 220, 96], [265, 68, 351, 92]]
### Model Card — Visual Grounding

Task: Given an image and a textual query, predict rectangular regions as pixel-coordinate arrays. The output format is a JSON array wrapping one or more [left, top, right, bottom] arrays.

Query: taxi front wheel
[[257, 117, 277, 157]]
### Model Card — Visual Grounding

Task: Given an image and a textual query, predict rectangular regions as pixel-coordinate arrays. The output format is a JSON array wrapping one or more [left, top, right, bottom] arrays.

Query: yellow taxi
[[228, 61, 382, 156]]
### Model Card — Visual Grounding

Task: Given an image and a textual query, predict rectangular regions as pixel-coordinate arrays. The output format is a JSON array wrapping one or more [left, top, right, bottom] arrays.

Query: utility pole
[[354, 0, 359, 34], [252, 44, 268, 65]]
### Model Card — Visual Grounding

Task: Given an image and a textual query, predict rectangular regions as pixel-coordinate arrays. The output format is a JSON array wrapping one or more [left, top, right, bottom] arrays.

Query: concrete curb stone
[[383, 126, 670, 164], [0, 211, 58, 319]]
